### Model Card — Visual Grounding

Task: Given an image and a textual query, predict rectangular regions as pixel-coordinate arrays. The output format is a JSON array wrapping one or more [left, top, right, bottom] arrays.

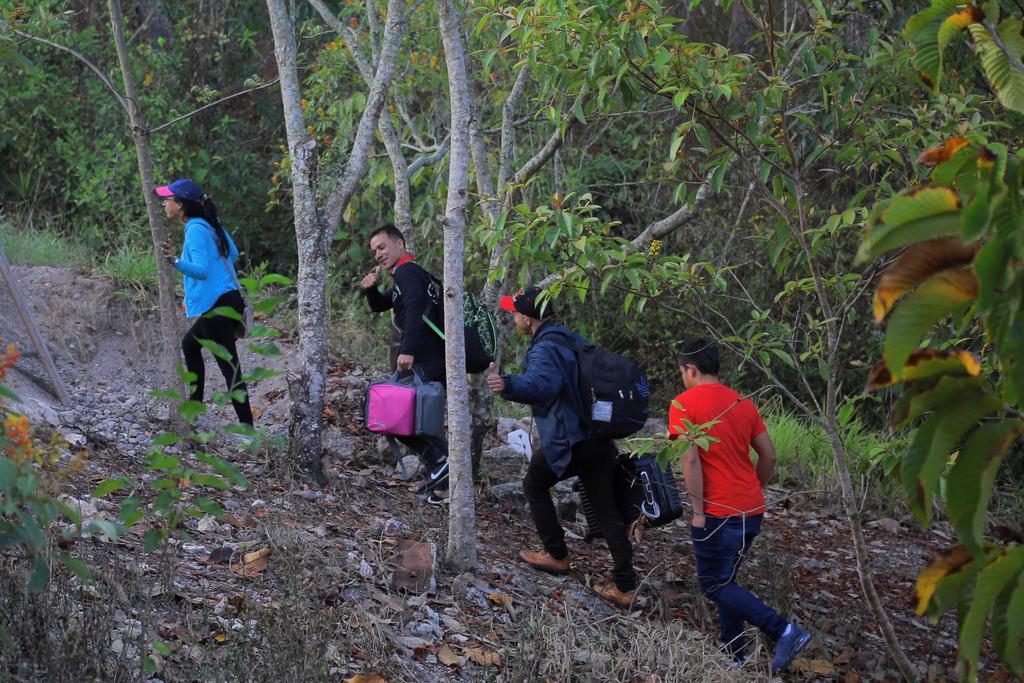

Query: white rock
[[358, 559, 374, 578]]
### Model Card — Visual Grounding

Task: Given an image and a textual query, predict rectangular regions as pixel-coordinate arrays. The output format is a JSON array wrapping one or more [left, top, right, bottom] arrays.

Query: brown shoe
[[592, 581, 636, 608], [519, 549, 570, 575]]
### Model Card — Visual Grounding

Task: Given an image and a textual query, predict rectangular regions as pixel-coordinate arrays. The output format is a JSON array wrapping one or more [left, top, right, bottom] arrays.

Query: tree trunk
[[108, 0, 180, 403], [437, 0, 475, 571], [265, 0, 327, 482], [267, 0, 405, 480]]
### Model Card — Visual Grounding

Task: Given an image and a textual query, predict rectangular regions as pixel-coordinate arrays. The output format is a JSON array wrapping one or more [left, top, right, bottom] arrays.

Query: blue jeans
[[691, 514, 788, 657]]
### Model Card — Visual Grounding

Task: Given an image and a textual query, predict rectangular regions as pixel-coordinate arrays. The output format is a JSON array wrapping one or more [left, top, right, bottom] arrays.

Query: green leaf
[[197, 339, 233, 363], [196, 453, 249, 488], [992, 567, 1024, 674], [968, 18, 1024, 114], [91, 478, 129, 498], [946, 419, 1024, 554], [253, 295, 287, 314], [152, 640, 171, 656], [27, 555, 49, 593], [205, 305, 242, 322], [711, 162, 727, 194], [259, 273, 293, 287], [891, 375, 982, 429], [57, 552, 92, 582], [960, 548, 1024, 678], [87, 519, 121, 540], [901, 391, 1001, 525], [883, 267, 978, 371], [858, 187, 962, 263], [143, 528, 163, 552]]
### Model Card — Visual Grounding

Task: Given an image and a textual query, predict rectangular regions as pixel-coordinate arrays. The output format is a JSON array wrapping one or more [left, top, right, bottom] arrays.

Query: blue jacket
[[174, 217, 240, 317], [500, 321, 587, 476]]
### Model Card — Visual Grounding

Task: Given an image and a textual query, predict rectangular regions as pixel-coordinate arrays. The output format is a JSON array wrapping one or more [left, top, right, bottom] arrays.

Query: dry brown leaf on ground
[[344, 675, 387, 683], [488, 591, 517, 619], [437, 645, 463, 667], [230, 547, 271, 577], [465, 647, 501, 666], [792, 658, 835, 676]]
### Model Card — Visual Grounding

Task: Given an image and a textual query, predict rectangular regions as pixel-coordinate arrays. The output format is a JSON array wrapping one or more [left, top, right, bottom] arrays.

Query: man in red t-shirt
[[669, 338, 810, 673]]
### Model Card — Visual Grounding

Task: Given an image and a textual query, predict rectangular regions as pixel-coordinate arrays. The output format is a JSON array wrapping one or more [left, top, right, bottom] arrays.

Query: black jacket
[[363, 260, 446, 381]]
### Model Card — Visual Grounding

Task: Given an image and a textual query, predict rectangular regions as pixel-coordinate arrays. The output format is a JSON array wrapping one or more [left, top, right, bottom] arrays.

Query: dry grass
[[500, 599, 757, 682]]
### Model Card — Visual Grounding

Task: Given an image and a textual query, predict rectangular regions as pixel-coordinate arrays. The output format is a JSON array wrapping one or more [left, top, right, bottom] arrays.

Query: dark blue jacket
[[500, 321, 587, 476]]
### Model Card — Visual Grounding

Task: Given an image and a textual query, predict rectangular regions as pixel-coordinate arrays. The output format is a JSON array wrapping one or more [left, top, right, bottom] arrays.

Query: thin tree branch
[[407, 136, 450, 177], [150, 78, 281, 133], [10, 28, 130, 115], [324, 0, 407, 231]]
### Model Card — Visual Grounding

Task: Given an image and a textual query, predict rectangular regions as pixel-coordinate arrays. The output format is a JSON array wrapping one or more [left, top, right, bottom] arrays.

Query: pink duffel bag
[[363, 377, 417, 436]]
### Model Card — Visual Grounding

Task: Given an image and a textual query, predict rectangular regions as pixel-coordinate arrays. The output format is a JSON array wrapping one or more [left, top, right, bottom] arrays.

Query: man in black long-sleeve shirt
[[361, 225, 449, 501]]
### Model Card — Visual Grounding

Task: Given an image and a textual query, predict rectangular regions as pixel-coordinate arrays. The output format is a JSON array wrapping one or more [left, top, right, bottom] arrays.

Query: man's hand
[[160, 241, 176, 266], [691, 513, 706, 529], [361, 265, 381, 290], [485, 362, 504, 394], [396, 353, 414, 372]]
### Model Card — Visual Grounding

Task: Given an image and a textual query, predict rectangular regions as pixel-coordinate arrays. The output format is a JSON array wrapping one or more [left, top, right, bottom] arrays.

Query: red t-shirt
[[667, 383, 767, 517]]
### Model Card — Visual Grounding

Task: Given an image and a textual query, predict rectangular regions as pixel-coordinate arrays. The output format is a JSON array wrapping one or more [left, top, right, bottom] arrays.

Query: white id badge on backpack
[[507, 428, 532, 461], [591, 400, 613, 423]]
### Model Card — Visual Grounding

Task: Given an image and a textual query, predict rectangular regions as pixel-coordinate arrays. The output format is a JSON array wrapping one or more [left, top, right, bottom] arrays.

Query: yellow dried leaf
[[230, 547, 271, 578], [872, 238, 978, 323], [437, 645, 463, 667], [865, 348, 981, 392], [917, 137, 969, 167], [792, 658, 836, 675], [915, 545, 972, 615], [344, 675, 387, 683], [465, 647, 502, 666]]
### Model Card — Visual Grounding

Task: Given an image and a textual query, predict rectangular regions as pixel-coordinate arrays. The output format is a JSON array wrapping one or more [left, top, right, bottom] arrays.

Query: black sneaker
[[425, 491, 448, 505], [416, 459, 449, 494]]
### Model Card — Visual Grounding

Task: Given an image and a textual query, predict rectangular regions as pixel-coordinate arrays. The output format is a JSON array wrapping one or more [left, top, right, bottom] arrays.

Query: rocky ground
[[0, 265, 1012, 682]]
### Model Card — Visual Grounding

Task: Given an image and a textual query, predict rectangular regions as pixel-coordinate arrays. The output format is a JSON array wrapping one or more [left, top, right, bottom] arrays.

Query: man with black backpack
[[486, 286, 639, 607], [361, 225, 449, 503]]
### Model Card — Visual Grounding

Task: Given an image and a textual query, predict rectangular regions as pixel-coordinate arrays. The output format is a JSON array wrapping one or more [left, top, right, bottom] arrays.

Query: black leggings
[[181, 289, 254, 425]]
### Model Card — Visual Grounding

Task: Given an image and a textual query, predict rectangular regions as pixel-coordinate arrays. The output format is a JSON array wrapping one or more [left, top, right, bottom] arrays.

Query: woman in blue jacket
[[157, 178, 253, 426]]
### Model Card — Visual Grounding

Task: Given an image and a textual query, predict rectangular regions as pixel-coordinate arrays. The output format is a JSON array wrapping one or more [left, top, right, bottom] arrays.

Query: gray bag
[[413, 375, 445, 439]]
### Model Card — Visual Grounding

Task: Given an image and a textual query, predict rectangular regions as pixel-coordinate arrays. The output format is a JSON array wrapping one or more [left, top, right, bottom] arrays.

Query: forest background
[[2, 0, 1024, 679]]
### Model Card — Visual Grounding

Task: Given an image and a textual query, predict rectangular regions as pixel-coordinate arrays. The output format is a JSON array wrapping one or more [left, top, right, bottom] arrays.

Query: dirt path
[[0, 265, 1003, 682]]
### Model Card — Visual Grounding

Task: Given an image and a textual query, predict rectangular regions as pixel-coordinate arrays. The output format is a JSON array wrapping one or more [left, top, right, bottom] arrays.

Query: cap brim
[[154, 185, 175, 197], [499, 295, 516, 312]]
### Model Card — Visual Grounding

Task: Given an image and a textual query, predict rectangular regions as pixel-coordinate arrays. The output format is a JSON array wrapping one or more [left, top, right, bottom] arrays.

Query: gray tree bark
[[437, 0, 476, 571], [108, 0, 180, 403], [266, 0, 406, 480]]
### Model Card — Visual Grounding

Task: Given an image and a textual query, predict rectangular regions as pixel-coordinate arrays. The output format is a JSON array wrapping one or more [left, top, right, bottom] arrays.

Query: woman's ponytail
[[200, 195, 230, 258]]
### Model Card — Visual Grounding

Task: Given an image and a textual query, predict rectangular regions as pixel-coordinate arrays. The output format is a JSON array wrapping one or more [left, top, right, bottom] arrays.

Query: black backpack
[[574, 453, 683, 542], [546, 336, 650, 439], [420, 272, 498, 374], [628, 453, 684, 527]]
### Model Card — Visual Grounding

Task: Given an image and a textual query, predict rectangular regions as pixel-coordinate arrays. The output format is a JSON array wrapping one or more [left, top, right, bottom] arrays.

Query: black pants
[[523, 438, 638, 592], [393, 363, 447, 471], [181, 289, 254, 426]]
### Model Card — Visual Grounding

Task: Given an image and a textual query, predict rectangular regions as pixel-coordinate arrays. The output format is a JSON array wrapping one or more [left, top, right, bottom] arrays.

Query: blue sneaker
[[772, 623, 811, 673]]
